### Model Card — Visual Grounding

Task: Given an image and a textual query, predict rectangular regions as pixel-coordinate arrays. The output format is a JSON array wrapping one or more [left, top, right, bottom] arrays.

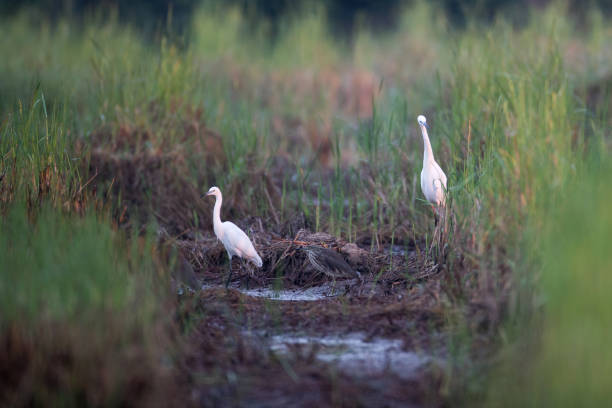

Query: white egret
[[205, 186, 263, 287], [417, 115, 447, 215]]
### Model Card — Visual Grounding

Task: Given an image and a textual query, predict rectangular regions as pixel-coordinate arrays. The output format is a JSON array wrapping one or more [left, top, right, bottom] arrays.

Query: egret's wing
[[430, 162, 447, 206], [432, 178, 444, 196], [222, 222, 261, 262], [433, 161, 447, 189], [222, 222, 252, 248]]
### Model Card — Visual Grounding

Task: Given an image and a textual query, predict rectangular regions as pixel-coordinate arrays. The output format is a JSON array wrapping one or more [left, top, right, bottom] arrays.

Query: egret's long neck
[[213, 193, 223, 237], [420, 125, 435, 163]]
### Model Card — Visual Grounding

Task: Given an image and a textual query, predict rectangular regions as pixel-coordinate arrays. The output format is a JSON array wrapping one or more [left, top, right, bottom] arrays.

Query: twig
[[269, 232, 300, 272], [274, 239, 310, 246], [263, 185, 280, 226], [76, 170, 99, 196]]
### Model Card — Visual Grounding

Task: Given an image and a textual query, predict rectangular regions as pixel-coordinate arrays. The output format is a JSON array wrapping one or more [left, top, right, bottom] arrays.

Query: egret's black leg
[[225, 256, 233, 288]]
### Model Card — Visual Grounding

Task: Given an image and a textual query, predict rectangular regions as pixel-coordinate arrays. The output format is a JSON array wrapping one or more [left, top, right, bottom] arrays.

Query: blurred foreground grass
[[488, 159, 612, 407], [0, 1, 611, 405], [1, 205, 159, 322]]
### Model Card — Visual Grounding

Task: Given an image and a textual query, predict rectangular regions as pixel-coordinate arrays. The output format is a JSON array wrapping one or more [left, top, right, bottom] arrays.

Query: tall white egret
[[205, 186, 263, 287], [417, 115, 447, 215]]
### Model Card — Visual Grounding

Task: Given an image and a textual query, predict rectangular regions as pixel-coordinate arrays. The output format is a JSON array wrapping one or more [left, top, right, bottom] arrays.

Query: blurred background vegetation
[[0, 0, 610, 406], [4, 0, 612, 41]]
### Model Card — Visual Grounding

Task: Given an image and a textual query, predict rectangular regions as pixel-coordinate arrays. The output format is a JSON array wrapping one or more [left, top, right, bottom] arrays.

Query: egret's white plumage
[[206, 186, 262, 286], [417, 115, 447, 210]]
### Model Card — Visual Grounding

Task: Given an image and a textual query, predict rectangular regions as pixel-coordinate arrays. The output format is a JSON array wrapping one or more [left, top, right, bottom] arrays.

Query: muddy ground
[[170, 228, 453, 407]]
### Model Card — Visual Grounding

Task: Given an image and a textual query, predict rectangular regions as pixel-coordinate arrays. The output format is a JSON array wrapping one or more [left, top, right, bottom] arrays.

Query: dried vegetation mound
[[178, 228, 439, 291], [86, 103, 224, 236]]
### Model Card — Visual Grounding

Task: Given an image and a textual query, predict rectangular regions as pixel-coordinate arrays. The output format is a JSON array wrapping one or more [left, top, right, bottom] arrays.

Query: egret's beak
[[423, 123, 429, 129], [205, 191, 214, 196]]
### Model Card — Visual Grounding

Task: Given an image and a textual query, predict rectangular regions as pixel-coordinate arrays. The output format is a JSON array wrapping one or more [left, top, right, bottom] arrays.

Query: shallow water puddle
[[201, 281, 350, 301], [266, 333, 432, 380], [239, 284, 343, 301]]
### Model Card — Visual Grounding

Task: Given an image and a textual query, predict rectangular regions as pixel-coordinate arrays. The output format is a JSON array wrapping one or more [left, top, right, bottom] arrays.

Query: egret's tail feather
[[250, 253, 263, 268]]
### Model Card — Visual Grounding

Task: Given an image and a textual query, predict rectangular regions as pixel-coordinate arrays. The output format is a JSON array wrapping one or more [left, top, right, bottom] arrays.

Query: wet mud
[[176, 229, 450, 407]]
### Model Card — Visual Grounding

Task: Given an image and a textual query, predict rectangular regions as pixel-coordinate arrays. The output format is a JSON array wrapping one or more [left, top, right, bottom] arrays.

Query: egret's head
[[417, 115, 428, 129], [205, 186, 220, 197]]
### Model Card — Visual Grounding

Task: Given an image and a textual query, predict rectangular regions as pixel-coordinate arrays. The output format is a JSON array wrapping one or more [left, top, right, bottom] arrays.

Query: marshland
[[1, 0, 611, 406]]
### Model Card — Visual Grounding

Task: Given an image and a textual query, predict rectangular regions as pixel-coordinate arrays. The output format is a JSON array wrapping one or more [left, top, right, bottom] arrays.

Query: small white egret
[[417, 115, 447, 214], [205, 186, 263, 287]]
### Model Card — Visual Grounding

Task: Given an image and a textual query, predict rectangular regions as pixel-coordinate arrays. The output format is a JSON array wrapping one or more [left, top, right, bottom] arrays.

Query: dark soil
[[170, 226, 452, 407]]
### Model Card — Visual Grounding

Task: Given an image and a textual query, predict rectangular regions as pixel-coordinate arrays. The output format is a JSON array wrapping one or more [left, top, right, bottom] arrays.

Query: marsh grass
[[0, 202, 179, 406], [0, 90, 76, 208], [487, 159, 612, 407], [0, 0, 611, 405]]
